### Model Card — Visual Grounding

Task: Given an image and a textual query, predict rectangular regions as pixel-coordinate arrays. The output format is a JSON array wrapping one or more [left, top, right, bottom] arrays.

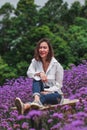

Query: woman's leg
[[15, 80, 44, 114], [40, 92, 62, 105], [32, 79, 44, 103], [32, 79, 44, 96]]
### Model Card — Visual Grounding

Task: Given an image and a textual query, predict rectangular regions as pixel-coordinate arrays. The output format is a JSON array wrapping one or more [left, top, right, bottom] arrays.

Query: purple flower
[[13, 123, 20, 129], [71, 120, 84, 127], [50, 123, 61, 130], [22, 122, 29, 129], [17, 115, 26, 120], [52, 113, 63, 119], [7, 128, 13, 130], [27, 110, 42, 118], [47, 119, 53, 123]]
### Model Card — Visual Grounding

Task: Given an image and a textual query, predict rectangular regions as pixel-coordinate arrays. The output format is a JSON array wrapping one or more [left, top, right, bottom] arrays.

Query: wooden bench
[[39, 98, 79, 110], [11, 98, 79, 111]]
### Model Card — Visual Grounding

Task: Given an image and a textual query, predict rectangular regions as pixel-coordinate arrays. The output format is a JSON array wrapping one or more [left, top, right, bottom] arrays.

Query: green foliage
[[67, 25, 87, 64], [0, 56, 17, 85], [15, 0, 38, 27], [29, 25, 54, 41], [16, 61, 29, 76], [0, 3, 15, 55], [38, 0, 68, 26], [52, 36, 75, 68], [74, 17, 87, 29], [60, 1, 82, 26], [80, 0, 87, 18], [0, 2, 14, 17]]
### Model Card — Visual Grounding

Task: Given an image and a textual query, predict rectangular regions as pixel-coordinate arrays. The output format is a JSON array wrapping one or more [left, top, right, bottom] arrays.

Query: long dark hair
[[34, 38, 54, 62]]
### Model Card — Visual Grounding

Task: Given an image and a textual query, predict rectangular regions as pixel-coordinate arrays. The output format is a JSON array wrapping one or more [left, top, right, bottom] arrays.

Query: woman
[[15, 38, 64, 114]]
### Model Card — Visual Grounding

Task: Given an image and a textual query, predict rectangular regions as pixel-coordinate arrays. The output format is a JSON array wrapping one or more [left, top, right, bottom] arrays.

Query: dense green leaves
[[0, 56, 17, 84], [67, 25, 87, 64], [38, 0, 68, 26]]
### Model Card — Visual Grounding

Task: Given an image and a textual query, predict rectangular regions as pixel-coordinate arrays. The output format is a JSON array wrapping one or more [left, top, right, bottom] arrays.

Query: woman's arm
[[27, 59, 36, 78], [27, 59, 47, 81], [55, 62, 64, 88]]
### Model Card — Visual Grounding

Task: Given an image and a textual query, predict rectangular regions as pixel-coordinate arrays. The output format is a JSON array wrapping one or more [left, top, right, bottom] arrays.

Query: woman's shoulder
[[31, 58, 40, 63], [31, 58, 37, 63], [52, 57, 57, 62], [31, 58, 35, 62], [52, 57, 63, 68], [51, 57, 59, 64]]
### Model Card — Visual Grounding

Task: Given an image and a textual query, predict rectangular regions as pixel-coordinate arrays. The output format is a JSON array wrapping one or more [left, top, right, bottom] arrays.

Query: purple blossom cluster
[[63, 60, 87, 99], [0, 61, 87, 130]]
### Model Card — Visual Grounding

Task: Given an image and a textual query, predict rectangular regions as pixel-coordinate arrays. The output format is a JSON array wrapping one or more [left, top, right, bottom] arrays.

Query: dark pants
[[32, 80, 62, 105]]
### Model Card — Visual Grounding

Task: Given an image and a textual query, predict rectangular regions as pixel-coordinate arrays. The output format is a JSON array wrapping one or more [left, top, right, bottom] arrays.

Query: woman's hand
[[39, 72, 48, 82]]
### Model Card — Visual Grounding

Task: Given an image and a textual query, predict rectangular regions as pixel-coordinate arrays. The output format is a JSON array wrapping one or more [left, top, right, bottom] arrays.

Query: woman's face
[[39, 41, 49, 60]]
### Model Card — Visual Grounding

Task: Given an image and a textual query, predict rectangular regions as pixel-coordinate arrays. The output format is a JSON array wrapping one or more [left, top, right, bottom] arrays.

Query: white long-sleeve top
[[27, 57, 64, 94]]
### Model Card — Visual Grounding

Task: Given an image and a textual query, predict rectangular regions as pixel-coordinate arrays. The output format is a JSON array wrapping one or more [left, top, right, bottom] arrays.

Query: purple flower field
[[0, 61, 87, 130]]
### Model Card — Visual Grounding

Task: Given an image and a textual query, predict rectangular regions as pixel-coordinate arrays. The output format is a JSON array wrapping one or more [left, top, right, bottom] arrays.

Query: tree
[[0, 56, 17, 85], [63, 1, 82, 25], [0, 0, 39, 66], [38, 0, 68, 26], [0, 2, 14, 18], [0, 3, 15, 55], [15, 0, 38, 28], [74, 17, 87, 29], [52, 36, 75, 68], [67, 25, 87, 64], [80, 0, 87, 18]]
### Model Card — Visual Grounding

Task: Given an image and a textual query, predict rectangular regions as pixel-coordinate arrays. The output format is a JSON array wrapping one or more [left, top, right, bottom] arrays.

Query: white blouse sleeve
[[27, 59, 41, 80], [55, 62, 64, 88]]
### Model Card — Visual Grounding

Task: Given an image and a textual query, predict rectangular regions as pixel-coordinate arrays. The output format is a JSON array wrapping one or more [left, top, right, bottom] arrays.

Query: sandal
[[31, 101, 43, 109], [15, 97, 24, 115]]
